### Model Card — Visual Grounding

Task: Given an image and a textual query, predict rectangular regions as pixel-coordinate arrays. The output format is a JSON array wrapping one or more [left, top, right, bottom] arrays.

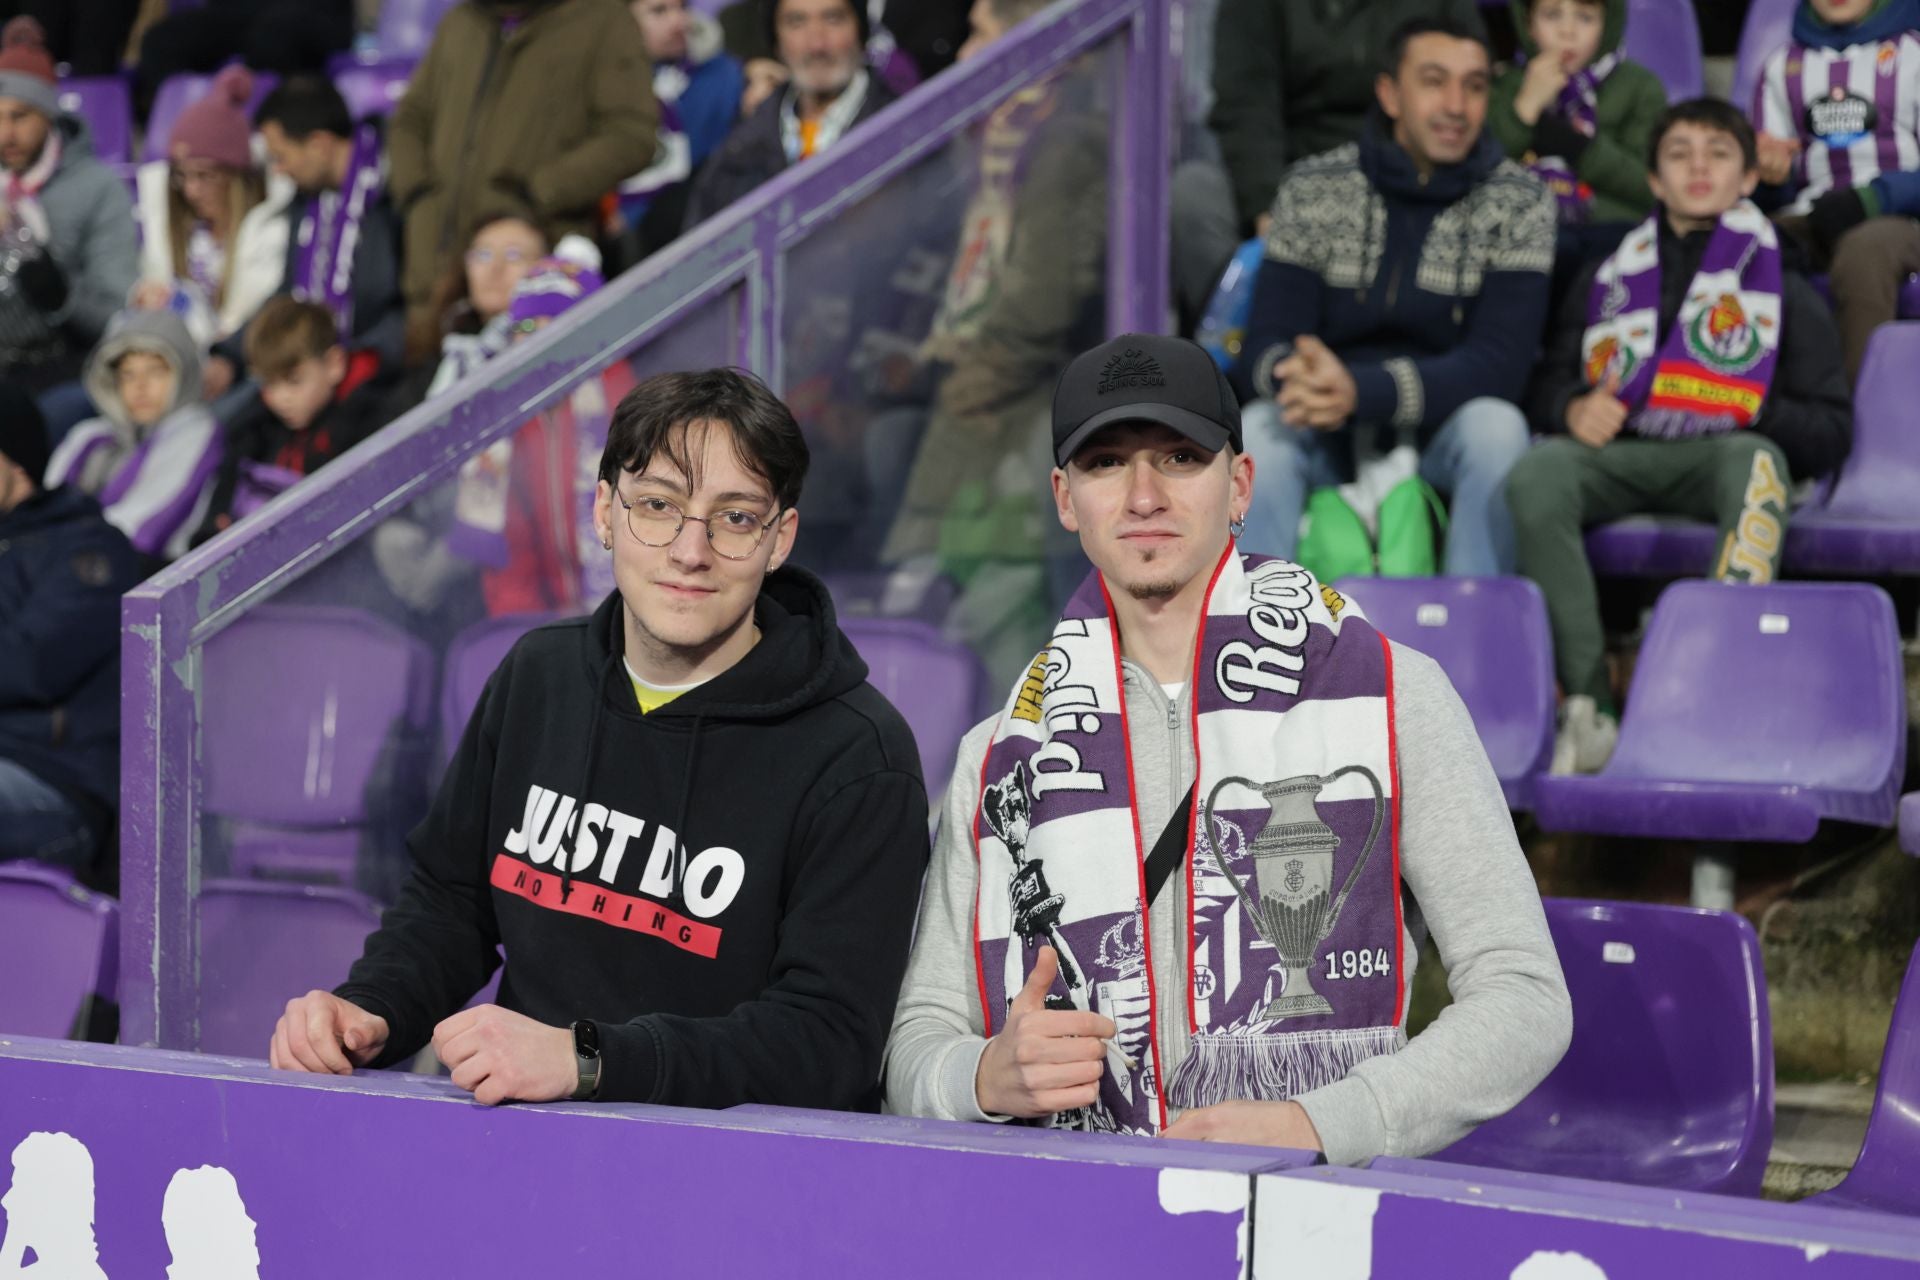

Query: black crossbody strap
[[1143, 782, 1198, 907]]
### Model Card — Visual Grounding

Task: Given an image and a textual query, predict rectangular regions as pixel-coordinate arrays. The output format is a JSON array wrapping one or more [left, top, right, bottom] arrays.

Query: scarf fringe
[[1163, 1025, 1406, 1109]]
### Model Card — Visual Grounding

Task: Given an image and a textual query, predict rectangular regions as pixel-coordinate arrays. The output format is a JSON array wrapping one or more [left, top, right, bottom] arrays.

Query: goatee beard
[[1126, 580, 1178, 601]]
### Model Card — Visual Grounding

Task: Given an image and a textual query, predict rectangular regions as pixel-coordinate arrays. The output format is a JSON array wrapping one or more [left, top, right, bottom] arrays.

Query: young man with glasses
[[270, 369, 932, 1111]]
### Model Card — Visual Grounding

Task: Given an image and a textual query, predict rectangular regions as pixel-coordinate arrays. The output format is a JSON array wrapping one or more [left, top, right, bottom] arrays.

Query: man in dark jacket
[[1509, 98, 1852, 775], [0, 383, 143, 877], [685, 0, 896, 226], [1229, 18, 1556, 576], [1209, 0, 1487, 235], [270, 368, 931, 1112]]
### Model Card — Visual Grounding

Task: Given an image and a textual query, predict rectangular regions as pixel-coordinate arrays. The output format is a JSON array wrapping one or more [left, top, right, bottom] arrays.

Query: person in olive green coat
[[1488, 0, 1666, 228], [388, 0, 660, 351]]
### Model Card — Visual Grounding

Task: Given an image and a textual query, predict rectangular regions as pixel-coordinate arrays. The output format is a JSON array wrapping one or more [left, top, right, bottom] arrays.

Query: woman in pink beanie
[[133, 65, 291, 365]]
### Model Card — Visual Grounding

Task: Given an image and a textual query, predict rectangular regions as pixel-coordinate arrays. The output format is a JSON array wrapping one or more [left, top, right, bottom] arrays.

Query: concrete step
[[1764, 1080, 1873, 1201]]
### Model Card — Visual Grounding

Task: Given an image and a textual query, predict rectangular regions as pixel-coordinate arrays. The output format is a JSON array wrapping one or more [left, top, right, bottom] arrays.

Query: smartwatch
[[570, 1020, 602, 1101]]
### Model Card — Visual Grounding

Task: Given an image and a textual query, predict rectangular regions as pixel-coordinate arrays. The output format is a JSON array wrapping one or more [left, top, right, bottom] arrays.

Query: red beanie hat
[[169, 66, 256, 172], [0, 17, 57, 119]]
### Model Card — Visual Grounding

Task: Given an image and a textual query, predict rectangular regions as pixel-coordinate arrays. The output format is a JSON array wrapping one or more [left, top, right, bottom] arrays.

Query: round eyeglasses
[[615, 492, 782, 560]]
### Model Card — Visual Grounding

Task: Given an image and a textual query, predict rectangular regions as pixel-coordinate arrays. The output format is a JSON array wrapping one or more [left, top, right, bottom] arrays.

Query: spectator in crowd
[[388, 0, 659, 347], [1209, 0, 1486, 237], [718, 0, 946, 108], [229, 76, 406, 390], [268, 368, 930, 1114], [131, 0, 353, 118], [10, 0, 140, 78], [0, 19, 139, 395], [0, 382, 143, 878], [611, 0, 746, 262], [877, 0, 1105, 685], [1510, 100, 1852, 774], [885, 332, 1571, 1158], [685, 0, 896, 225], [1753, 0, 1920, 382], [1488, 0, 1665, 260], [1229, 19, 1555, 576], [132, 66, 293, 353], [45, 309, 220, 563], [416, 214, 553, 398], [193, 297, 392, 544]]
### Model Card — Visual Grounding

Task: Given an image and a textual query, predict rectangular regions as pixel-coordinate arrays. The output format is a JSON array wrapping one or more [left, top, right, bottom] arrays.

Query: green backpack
[[1295, 477, 1449, 580]]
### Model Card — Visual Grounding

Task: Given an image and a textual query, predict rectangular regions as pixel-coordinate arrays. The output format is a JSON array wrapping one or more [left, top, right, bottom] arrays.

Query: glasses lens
[[627, 496, 684, 546], [709, 511, 768, 558]]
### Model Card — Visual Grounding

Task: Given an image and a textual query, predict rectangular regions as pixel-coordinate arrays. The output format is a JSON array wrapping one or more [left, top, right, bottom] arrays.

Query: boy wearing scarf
[[885, 333, 1570, 1162], [1510, 99, 1852, 775], [1754, 0, 1920, 382]]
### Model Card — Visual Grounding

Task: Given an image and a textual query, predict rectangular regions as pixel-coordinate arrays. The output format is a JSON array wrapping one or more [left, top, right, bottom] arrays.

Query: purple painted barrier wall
[[0, 1037, 1289, 1276], [118, 0, 1176, 1052]]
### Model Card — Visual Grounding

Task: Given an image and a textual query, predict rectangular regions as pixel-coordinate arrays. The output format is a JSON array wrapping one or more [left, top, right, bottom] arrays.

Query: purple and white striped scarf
[[1582, 200, 1783, 438], [616, 62, 690, 210], [1527, 51, 1617, 223], [973, 551, 1404, 1136], [292, 123, 382, 335]]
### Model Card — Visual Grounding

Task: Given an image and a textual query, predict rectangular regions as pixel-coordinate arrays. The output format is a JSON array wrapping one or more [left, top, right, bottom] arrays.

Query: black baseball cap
[[1051, 333, 1243, 467]]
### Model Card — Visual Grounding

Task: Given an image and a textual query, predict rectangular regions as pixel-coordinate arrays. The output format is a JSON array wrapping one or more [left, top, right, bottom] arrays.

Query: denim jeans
[[0, 758, 95, 870], [1238, 395, 1531, 575]]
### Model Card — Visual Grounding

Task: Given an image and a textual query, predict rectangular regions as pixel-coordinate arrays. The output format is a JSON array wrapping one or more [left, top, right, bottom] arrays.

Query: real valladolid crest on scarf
[[972, 549, 1406, 1136]]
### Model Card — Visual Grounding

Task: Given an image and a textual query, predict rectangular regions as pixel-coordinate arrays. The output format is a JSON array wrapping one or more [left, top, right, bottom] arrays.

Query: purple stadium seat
[[1440, 899, 1774, 1196], [144, 70, 277, 164], [1809, 942, 1920, 1214], [1903, 793, 1920, 858], [1333, 576, 1554, 810], [57, 76, 133, 165], [821, 569, 960, 625], [1621, 0, 1703, 102], [1582, 515, 1719, 579], [0, 864, 119, 1040], [440, 612, 560, 764], [195, 878, 383, 1058], [335, 58, 415, 120], [201, 605, 436, 883], [1732, 0, 1797, 118], [1784, 323, 1920, 574], [841, 616, 985, 799], [377, 0, 461, 60], [1533, 582, 1906, 903]]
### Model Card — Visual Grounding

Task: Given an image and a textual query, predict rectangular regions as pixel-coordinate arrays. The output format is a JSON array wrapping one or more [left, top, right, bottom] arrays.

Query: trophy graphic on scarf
[[1200, 766, 1384, 1022], [983, 761, 1089, 997]]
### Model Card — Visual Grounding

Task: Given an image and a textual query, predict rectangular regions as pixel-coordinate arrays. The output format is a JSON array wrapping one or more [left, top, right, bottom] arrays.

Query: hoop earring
[[1229, 517, 1247, 540]]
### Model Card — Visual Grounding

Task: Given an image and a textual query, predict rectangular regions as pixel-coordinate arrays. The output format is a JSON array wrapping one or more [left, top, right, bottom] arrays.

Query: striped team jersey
[[1755, 33, 1920, 214]]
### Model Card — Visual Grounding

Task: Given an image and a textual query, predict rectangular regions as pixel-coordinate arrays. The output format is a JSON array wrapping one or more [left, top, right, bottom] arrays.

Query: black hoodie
[[335, 566, 930, 1109]]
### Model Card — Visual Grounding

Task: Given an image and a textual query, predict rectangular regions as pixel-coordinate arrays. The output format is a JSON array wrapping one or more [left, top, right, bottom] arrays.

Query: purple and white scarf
[[1527, 51, 1617, 223], [1582, 200, 1782, 437], [973, 551, 1404, 1136], [292, 123, 381, 335], [616, 63, 691, 212]]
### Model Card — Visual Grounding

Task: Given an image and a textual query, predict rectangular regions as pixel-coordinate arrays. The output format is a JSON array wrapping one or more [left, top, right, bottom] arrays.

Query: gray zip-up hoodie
[[0, 113, 139, 362]]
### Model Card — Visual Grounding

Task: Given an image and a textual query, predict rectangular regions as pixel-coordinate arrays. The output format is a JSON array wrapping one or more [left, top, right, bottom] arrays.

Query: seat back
[[145, 70, 277, 163], [1608, 582, 1905, 804], [335, 59, 414, 121], [1845, 941, 1920, 1197], [1334, 576, 1554, 808], [440, 612, 561, 765], [0, 865, 119, 1039], [377, 0, 461, 60], [841, 617, 986, 799], [1448, 899, 1774, 1194], [1732, 0, 1798, 117], [1823, 322, 1920, 522], [195, 879, 383, 1057], [1622, 0, 1704, 101], [58, 76, 133, 164]]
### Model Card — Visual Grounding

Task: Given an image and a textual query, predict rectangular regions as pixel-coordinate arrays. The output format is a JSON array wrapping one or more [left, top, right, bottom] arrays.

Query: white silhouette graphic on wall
[[0, 1132, 108, 1279], [162, 1167, 260, 1280]]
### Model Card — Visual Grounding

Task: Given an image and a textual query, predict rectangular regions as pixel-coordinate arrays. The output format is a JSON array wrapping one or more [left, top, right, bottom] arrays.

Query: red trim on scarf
[[1183, 543, 1235, 1037], [1099, 571, 1169, 1134], [1379, 630, 1406, 1019], [969, 733, 997, 1035]]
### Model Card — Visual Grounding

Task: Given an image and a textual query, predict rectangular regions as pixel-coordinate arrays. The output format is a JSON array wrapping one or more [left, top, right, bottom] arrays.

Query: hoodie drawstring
[[559, 652, 621, 904], [668, 712, 708, 908]]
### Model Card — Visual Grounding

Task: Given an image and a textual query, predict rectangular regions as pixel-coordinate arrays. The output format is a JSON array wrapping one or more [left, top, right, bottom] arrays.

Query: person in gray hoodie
[[0, 18, 139, 393], [44, 310, 223, 564]]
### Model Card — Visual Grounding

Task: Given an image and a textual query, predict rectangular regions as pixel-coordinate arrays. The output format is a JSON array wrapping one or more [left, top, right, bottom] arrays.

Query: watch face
[[573, 1020, 601, 1060]]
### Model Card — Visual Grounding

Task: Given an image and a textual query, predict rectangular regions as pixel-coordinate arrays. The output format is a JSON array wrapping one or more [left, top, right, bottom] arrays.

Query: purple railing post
[[1110, 0, 1174, 336]]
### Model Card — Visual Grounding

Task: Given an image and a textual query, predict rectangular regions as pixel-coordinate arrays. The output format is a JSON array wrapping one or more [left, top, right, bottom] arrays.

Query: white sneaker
[[1551, 695, 1619, 775]]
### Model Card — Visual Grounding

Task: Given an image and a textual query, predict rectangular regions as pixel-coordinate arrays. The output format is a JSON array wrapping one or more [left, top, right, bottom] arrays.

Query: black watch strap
[[570, 1020, 602, 1101]]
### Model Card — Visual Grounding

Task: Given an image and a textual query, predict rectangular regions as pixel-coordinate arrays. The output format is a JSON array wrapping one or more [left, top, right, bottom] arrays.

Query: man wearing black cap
[[0, 382, 143, 878], [884, 333, 1568, 1162]]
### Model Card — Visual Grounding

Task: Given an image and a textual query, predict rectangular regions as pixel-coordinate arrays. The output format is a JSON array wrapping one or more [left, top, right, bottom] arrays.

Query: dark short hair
[[766, 0, 871, 52], [1381, 17, 1491, 78], [246, 296, 341, 382], [1523, 0, 1604, 12], [599, 369, 810, 511], [1647, 97, 1758, 172], [254, 75, 353, 141]]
